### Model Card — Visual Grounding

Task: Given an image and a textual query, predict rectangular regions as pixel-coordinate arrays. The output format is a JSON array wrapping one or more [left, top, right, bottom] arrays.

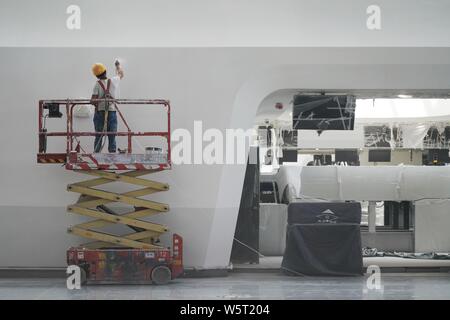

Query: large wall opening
[[231, 88, 450, 271]]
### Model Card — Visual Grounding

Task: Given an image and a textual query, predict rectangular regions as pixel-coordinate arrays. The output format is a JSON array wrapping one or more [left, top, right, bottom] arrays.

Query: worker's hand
[[91, 94, 99, 108], [115, 61, 124, 79]]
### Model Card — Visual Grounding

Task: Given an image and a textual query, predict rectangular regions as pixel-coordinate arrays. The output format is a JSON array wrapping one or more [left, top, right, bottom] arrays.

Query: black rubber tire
[[151, 265, 172, 285], [80, 267, 87, 285]]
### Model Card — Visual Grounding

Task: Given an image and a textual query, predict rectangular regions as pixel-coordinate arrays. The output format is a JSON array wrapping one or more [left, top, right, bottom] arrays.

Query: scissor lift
[[37, 98, 183, 284]]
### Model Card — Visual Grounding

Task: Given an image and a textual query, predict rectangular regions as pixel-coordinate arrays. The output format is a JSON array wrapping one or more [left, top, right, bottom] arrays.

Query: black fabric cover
[[282, 224, 363, 276], [288, 202, 362, 224]]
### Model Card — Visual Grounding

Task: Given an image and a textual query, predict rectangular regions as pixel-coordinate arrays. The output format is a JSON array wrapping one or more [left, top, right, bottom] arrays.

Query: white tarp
[[300, 165, 450, 201]]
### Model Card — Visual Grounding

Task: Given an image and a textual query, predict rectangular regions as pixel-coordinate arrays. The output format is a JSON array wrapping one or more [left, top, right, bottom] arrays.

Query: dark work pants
[[93, 111, 117, 153]]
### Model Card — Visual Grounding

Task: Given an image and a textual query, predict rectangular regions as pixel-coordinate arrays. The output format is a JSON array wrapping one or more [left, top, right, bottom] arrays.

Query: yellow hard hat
[[92, 63, 106, 76]]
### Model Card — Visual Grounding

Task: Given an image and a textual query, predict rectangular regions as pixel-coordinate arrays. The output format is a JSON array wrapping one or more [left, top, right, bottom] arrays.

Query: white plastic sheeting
[[297, 122, 447, 150], [300, 166, 450, 201], [276, 166, 302, 202], [260, 166, 303, 203], [73, 105, 92, 118], [356, 99, 450, 120], [415, 199, 450, 252], [401, 124, 429, 149], [297, 122, 450, 150]]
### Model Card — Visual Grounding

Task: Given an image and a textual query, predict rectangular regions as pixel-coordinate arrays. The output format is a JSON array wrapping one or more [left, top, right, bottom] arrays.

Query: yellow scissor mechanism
[[66, 169, 169, 250]]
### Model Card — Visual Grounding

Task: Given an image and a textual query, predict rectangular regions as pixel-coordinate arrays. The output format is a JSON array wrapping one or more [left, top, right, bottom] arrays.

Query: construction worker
[[91, 61, 124, 153]]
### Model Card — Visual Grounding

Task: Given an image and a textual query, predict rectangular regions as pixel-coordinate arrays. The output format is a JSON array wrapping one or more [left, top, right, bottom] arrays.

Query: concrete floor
[[1, 273, 450, 299]]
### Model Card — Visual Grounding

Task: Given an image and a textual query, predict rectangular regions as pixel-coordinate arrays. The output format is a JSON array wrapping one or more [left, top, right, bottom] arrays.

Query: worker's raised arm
[[115, 60, 124, 79]]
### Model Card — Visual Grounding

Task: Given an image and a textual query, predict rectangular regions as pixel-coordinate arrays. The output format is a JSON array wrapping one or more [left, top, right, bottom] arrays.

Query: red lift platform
[[37, 98, 183, 284]]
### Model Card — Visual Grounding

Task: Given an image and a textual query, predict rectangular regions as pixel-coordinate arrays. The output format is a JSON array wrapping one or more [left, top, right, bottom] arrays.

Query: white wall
[[0, 47, 258, 269], [2, 48, 450, 268], [297, 126, 365, 149], [359, 150, 423, 166], [2, 0, 450, 47]]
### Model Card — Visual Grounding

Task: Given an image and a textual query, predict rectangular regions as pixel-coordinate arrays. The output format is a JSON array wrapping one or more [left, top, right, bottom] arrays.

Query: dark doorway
[[230, 147, 260, 264]]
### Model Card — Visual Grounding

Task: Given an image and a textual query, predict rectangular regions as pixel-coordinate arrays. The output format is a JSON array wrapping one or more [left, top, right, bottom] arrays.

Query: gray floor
[[1, 273, 450, 300], [234, 256, 450, 270]]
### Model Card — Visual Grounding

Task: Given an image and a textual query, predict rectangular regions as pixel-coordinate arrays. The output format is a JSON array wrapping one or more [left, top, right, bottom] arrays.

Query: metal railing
[[37, 99, 171, 167]]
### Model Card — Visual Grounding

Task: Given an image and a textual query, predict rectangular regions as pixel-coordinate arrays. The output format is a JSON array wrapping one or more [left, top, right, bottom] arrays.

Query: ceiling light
[[397, 94, 412, 98]]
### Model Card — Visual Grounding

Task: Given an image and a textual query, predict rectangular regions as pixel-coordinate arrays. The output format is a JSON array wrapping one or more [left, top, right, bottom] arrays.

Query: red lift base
[[67, 234, 183, 285]]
